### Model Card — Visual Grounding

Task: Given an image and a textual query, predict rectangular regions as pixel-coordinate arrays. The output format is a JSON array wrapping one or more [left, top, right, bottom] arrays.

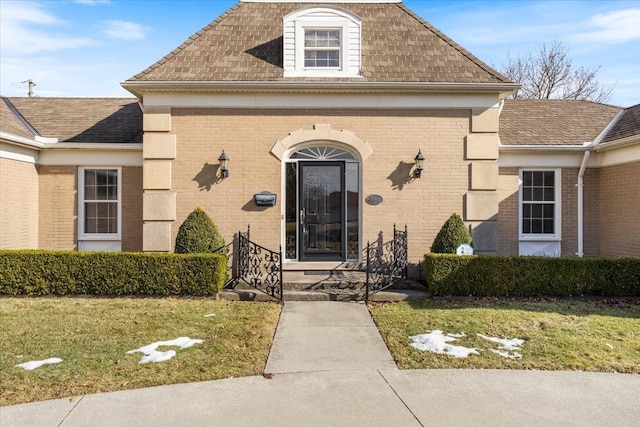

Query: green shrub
[[431, 213, 472, 254], [175, 207, 225, 254], [424, 253, 640, 297], [0, 250, 226, 296]]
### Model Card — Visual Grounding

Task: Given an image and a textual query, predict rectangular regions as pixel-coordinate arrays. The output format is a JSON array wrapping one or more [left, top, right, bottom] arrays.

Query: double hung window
[[520, 170, 560, 239], [78, 167, 121, 239], [304, 29, 341, 68]]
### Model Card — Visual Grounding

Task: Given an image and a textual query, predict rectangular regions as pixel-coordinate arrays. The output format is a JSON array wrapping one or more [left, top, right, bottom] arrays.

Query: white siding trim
[[142, 92, 500, 109], [0, 142, 38, 164]]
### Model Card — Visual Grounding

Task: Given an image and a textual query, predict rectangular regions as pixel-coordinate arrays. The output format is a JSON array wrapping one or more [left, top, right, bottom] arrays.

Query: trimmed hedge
[[425, 253, 640, 297], [0, 250, 227, 296]]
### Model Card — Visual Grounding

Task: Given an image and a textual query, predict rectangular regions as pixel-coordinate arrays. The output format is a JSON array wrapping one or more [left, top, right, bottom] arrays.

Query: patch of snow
[[478, 334, 524, 359], [477, 334, 524, 351], [491, 349, 523, 359], [127, 337, 203, 364], [409, 330, 479, 358], [15, 357, 63, 371]]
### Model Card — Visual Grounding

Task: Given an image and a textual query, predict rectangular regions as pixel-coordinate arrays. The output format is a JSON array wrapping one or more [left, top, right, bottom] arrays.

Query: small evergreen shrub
[[431, 213, 472, 254], [424, 253, 640, 297], [175, 207, 225, 254], [0, 250, 226, 296]]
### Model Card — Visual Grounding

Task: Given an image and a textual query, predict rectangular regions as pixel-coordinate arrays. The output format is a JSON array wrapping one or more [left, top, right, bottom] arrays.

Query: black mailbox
[[254, 191, 277, 206]]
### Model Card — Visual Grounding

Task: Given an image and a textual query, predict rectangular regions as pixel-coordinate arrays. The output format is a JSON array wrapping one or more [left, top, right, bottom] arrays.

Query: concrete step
[[218, 284, 431, 302]]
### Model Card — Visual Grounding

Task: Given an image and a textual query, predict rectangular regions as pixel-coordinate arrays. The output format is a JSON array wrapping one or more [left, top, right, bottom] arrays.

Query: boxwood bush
[[0, 250, 226, 296], [425, 253, 640, 297]]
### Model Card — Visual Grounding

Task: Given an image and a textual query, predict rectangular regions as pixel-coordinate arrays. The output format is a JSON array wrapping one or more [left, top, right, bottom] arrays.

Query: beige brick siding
[[170, 108, 473, 276], [0, 158, 39, 249], [497, 167, 519, 255], [38, 165, 77, 250], [599, 161, 640, 257], [122, 166, 143, 251], [498, 167, 600, 257]]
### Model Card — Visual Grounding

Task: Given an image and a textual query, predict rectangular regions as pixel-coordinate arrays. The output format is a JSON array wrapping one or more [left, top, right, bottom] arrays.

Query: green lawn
[[369, 299, 640, 373], [0, 298, 281, 406]]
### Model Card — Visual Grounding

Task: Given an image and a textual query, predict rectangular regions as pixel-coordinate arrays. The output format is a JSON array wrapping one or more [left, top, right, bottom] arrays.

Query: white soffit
[[141, 92, 500, 109]]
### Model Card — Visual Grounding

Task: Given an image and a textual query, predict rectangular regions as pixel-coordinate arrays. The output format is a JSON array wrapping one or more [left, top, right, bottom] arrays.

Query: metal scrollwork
[[365, 224, 408, 302], [237, 226, 283, 302]]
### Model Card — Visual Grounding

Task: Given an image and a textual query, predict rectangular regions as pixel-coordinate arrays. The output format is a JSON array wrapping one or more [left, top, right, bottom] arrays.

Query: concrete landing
[[264, 301, 397, 373]]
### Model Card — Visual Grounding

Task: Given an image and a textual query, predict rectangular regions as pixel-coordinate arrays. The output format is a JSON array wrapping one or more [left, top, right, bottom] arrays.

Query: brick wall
[[498, 167, 600, 257], [122, 166, 143, 251], [38, 165, 77, 250], [0, 157, 39, 249], [497, 167, 519, 255], [599, 161, 640, 257], [170, 108, 472, 274]]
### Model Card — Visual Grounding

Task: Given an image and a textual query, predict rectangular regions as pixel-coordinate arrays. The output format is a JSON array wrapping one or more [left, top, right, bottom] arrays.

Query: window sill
[[519, 235, 561, 242], [79, 234, 121, 241]]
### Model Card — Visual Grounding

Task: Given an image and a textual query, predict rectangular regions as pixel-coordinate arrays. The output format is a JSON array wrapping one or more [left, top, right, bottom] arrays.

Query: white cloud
[[572, 8, 640, 43], [0, 1, 95, 55], [103, 20, 150, 40]]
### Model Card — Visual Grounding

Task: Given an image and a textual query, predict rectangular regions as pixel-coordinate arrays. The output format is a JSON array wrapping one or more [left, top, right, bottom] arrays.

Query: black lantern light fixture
[[218, 150, 229, 179], [414, 149, 425, 178]]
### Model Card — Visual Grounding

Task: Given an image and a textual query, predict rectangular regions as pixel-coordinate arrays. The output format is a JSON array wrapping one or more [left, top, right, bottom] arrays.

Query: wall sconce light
[[414, 149, 425, 178], [218, 150, 229, 179]]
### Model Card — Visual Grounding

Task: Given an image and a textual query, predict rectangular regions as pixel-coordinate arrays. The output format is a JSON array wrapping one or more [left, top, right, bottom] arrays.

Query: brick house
[[1, 0, 639, 274]]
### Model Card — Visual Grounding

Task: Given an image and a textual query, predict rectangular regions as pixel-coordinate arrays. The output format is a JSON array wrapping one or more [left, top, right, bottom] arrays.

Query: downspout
[[577, 109, 626, 257], [576, 150, 590, 257]]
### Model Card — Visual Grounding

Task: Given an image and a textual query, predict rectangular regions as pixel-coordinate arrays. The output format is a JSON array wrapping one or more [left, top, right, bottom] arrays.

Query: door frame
[[298, 161, 346, 261]]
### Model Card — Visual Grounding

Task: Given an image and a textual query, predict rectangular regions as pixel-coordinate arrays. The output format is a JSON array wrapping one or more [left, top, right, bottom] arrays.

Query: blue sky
[[1, 0, 638, 106]]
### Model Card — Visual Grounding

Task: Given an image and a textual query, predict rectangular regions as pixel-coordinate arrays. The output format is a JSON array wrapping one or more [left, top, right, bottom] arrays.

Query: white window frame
[[78, 166, 122, 241], [302, 27, 343, 70], [518, 168, 561, 241], [295, 19, 348, 75]]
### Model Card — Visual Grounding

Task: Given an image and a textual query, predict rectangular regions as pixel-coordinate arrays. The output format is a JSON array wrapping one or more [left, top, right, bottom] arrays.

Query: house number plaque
[[365, 195, 383, 205]]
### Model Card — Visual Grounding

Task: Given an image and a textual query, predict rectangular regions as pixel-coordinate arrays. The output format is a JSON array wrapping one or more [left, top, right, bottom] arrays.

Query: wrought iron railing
[[224, 226, 283, 303], [365, 224, 408, 302]]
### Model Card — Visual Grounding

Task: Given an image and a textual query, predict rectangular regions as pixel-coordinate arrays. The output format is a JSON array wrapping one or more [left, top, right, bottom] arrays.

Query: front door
[[299, 162, 345, 261]]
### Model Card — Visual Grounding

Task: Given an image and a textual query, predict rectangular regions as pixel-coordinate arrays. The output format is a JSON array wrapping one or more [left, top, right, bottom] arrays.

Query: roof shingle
[[6, 98, 141, 143], [499, 99, 621, 146], [127, 2, 510, 84], [602, 103, 640, 142], [1, 97, 35, 139]]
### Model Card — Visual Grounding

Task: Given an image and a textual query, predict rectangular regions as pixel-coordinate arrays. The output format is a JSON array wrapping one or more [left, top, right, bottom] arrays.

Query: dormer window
[[304, 29, 341, 68], [284, 7, 361, 77]]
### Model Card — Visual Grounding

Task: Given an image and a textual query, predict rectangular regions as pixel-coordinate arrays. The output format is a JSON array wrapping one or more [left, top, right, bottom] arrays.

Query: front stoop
[[217, 269, 431, 302]]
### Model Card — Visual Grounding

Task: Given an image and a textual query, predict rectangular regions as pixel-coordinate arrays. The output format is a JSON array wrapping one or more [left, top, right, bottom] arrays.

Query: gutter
[[121, 80, 520, 98]]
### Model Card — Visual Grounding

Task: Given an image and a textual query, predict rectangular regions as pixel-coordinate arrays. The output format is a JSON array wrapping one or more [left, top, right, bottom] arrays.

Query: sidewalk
[[2, 302, 639, 426]]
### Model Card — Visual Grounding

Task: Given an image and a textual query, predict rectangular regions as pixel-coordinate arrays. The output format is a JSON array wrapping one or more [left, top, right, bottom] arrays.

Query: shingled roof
[[499, 99, 621, 146], [126, 1, 509, 84], [602, 103, 640, 143], [0, 97, 35, 139], [5, 98, 142, 143]]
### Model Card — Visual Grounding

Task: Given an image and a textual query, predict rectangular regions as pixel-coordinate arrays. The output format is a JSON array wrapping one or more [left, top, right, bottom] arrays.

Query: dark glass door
[[299, 162, 345, 261]]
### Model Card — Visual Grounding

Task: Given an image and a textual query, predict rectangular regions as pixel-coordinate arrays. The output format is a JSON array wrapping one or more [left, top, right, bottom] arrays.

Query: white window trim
[[294, 19, 349, 75], [78, 166, 122, 241], [518, 168, 562, 241]]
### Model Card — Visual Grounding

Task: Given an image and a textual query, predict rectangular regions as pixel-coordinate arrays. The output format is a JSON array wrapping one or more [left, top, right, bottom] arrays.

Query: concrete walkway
[[265, 301, 396, 373], [2, 301, 640, 427]]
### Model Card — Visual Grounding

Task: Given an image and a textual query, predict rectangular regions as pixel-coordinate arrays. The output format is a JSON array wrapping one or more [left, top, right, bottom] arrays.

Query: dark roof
[[0, 97, 35, 139], [127, 2, 509, 84], [5, 98, 142, 143], [602, 103, 640, 142], [499, 99, 621, 146]]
